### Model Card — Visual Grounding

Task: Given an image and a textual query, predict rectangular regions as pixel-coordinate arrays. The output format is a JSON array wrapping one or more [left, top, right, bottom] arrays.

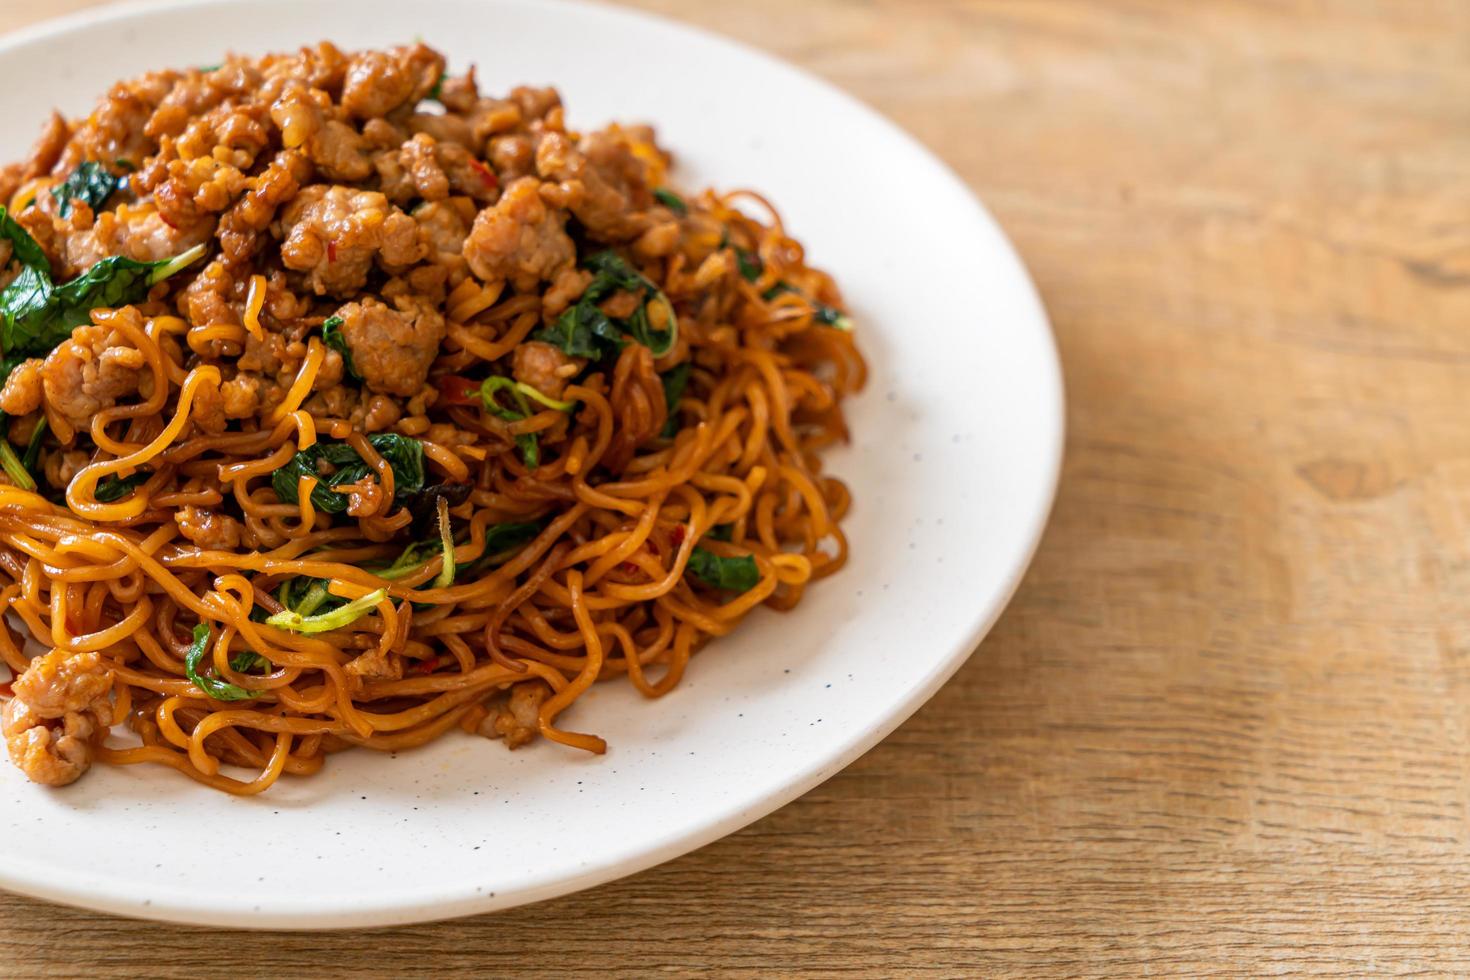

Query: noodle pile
[[0, 42, 863, 794]]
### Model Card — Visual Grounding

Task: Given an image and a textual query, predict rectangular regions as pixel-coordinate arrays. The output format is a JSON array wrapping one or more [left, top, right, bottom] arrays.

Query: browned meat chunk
[[220, 374, 263, 418], [478, 681, 548, 749], [269, 83, 371, 182], [414, 198, 475, 285], [12, 649, 112, 719], [4, 701, 98, 787], [277, 185, 423, 296], [45, 450, 89, 490], [512, 341, 578, 399], [543, 266, 593, 318], [4, 648, 113, 787], [217, 151, 306, 264], [174, 505, 244, 549], [462, 176, 574, 291], [340, 44, 443, 119], [41, 319, 148, 433], [0, 359, 44, 417], [63, 206, 214, 275], [536, 130, 651, 241], [334, 295, 446, 396]]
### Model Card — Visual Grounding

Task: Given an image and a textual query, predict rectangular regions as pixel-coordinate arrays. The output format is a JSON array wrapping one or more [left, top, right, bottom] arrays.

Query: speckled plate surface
[[0, 0, 1062, 928]]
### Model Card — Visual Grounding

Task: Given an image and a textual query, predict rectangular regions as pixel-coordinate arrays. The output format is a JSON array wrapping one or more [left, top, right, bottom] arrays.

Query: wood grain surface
[[3, 0, 1468, 975]]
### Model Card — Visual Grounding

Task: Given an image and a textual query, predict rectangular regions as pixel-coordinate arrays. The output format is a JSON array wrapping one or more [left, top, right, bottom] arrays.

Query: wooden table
[[5, 0, 1468, 974]]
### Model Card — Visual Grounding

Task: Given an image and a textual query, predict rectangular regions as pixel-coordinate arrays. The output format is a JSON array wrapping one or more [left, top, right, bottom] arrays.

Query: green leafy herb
[[372, 497, 462, 588], [734, 247, 763, 283], [271, 433, 426, 514], [0, 427, 32, 491], [479, 376, 576, 469], [0, 214, 204, 365], [198, 63, 222, 73], [428, 71, 446, 101], [50, 163, 121, 219], [21, 416, 46, 472], [450, 519, 546, 580], [113, 158, 136, 173], [706, 523, 734, 542], [687, 546, 759, 593], [320, 314, 358, 378], [659, 362, 691, 437], [653, 188, 688, 215], [0, 208, 49, 273], [276, 576, 344, 618], [812, 304, 854, 331], [265, 587, 387, 634], [534, 293, 625, 360], [93, 471, 149, 502], [531, 250, 678, 359], [372, 540, 441, 581], [229, 650, 265, 673], [479, 520, 543, 558], [760, 279, 853, 330], [184, 624, 259, 701]]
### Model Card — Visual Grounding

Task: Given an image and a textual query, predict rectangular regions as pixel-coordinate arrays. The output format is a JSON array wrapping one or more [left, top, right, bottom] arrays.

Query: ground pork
[[341, 44, 443, 120], [413, 198, 475, 285], [174, 505, 244, 549], [477, 681, 548, 749], [41, 319, 149, 433], [0, 359, 44, 417], [462, 176, 574, 291], [4, 649, 114, 787], [535, 130, 651, 241], [334, 294, 446, 397], [277, 185, 423, 296], [512, 341, 578, 399]]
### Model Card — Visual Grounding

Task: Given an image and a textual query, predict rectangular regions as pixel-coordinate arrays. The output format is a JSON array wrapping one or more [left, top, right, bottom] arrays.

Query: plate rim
[[0, 0, 1065, 928]]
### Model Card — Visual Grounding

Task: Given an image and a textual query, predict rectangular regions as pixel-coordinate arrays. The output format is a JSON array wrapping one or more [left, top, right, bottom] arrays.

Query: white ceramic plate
[[0, 0, 1062, 928]]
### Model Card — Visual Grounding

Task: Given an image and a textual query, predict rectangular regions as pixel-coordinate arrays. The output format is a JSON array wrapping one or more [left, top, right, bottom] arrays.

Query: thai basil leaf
[[185, 624, 259, 701], [534, 298, 625, 360], [734, 247, 762, 282], [626, 297, 676, 357], [687, 547, 759, 593], [450, 519, 546, 579], [480, 520, 542, 558], [320, 314, 358, 378], [659, 362, 691, 438], [229, 650, 265, 673], [271, 433, 426, 514], [50, 163, 121, 218], [479, 377, 546, 469], [371, 499, 456, 588], [652, 188, 687, 214], [812, 304, 854, 331], [93, 471, 149, 502], [0, 207, 48, 272], [760, 279, 853, 330], [531, 250, 677, 359], [0, 218, 204, 361], [0, 417, 33, 491], [277, 576, 344, 617], [20, 416, 46, 472]]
